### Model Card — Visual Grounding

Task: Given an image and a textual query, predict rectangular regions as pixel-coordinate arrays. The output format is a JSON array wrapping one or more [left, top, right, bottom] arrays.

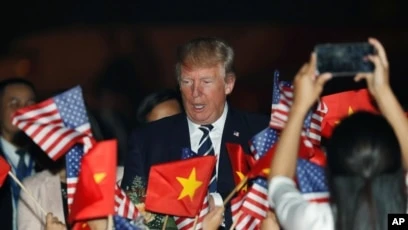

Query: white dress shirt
[[187, 103, 228, 180]]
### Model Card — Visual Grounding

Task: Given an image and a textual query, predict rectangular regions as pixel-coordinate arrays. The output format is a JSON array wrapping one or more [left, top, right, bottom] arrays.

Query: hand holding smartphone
[[315, 42, 376, 77]]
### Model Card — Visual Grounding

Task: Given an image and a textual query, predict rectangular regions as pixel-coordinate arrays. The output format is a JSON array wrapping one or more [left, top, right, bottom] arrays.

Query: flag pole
[[7, 171, 47, 216], [229, 211, 241, 230], [223, 176, 248, 206], [192, 215, 199, 230], [162, 215, 169, 230], [107, 215, 113, 230]]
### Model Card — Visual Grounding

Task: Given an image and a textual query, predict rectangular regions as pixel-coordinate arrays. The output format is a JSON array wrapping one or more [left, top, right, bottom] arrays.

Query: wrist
[[290, 102, 310, 118], [373, 85, 394, 108]]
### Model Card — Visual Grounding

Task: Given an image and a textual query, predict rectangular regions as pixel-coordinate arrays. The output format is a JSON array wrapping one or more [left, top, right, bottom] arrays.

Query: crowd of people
[[0, 36, 405, 230]]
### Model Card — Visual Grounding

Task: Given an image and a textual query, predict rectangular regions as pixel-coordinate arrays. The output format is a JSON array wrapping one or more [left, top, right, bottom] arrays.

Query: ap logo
[[388, 214, 408, 229]]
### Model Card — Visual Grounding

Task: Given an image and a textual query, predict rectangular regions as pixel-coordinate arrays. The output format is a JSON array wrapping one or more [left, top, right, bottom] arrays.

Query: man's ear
[[224, 73, 236, 95]]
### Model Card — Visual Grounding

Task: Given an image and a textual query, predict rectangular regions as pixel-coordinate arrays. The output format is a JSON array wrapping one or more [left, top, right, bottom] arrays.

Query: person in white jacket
[[268, 38, 408, 230]]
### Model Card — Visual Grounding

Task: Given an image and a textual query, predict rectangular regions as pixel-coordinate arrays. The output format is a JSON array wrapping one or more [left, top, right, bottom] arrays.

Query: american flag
[[114, 215, 143, 230], [172, 148, 209, 230], [231, 178, 269, 230], [66, 145, 87, 209], [174, 196, 209, 230], [296, 158, 329, 202], [306, 100, 328, 146], [114, 183, 139, 220], [182, 147, 198, 159], [249, 127, 279, 160], [270, 80, 293, 130], [11, 86, 93, 161], [268, 74, 327, 150], [11, 86, 94, 211]]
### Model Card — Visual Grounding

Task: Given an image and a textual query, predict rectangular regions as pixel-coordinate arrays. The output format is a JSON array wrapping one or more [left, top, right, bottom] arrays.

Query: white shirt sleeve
[[268, 176, 334, 230]]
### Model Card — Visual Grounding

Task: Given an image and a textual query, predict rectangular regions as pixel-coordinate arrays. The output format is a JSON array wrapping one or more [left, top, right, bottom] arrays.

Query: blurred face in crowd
[[146, 99, 182, 122], [0, 84, 36, 141], [179, 63, 235, 125]]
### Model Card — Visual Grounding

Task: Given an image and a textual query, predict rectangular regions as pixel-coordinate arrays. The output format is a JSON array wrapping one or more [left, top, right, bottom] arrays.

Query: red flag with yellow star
[[69, 140, 117, 223], [226, 143, 251, 193], [321, 89, 378, 137], [145, 155, 216, 217], [0, 156, 11, 187]]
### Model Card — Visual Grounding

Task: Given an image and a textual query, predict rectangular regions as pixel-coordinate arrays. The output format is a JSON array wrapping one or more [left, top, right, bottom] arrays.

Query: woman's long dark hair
[[326, 112, 406, 230]]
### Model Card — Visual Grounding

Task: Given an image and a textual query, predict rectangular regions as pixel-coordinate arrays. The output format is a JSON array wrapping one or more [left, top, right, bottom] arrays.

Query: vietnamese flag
[[226, 143, 251, 193], [0, 156, 11, 187], [145, 155, 216, 217], [321, 89, 378, 138], [69, 140, 117, 223]]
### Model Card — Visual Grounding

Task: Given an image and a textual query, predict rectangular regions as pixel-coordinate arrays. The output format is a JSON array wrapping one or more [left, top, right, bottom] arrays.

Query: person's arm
[[354, 38, 408, 168]]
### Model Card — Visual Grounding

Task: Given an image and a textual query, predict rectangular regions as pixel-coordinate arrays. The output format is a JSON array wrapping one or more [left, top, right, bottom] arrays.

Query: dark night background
[[0, 0, 407, 115]]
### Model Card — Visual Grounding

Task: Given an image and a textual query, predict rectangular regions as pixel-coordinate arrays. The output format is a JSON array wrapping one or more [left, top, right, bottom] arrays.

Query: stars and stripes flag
[[11, 86, 94, 161], [114, 215, 143, 230], [249, 127, 279, 161], [11, 86, 95, 211], [269, 72, 327, 148], [174, 196, 210, 230], [269, 73, 293, 130], [114, 183, 139, 219], [296, 158, 329, 202], [172, 148, 209, 230], [231, 178, 269, 230]]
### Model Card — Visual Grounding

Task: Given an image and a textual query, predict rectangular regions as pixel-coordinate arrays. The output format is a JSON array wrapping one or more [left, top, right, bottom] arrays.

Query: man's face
[[179, 63, 235, 125], [0, 84, 36, 138]]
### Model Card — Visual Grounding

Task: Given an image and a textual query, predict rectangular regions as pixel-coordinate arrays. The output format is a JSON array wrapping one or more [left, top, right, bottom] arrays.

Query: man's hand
[[203, 206, 225, 230], [45, 213, 66, 230]]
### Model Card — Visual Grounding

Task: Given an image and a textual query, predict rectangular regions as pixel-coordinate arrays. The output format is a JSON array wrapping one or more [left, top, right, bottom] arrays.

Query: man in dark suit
[[121, 37, 269, 228], [0, 78, 37, 230]]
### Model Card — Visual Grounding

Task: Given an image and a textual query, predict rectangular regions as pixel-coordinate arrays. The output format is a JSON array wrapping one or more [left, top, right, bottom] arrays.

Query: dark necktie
[[197, 124, 217, 192], [13, 149, 28, 202]]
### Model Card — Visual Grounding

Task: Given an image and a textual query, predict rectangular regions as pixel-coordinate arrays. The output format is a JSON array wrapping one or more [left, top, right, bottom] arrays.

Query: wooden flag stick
[[192, 215, 199, 230], [229, 211, 242, 230], [107, 215, 113, 230], [162, 215, 169, 230], [223, 176, 248, 206], [8, 171, 47, 216]]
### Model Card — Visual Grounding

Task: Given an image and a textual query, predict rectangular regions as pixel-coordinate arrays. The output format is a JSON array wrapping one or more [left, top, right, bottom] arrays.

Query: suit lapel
[[167, 114, 191, 161], [218, 109, 244, 192]]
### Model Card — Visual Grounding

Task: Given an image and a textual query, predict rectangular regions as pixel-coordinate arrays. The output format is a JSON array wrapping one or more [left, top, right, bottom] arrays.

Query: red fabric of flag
[[0, 156, 11, 187], [226, 143, 250, 187], [69, 140, 117, 223], [321, 89, 378, 138], [145, 156, 216, 217]]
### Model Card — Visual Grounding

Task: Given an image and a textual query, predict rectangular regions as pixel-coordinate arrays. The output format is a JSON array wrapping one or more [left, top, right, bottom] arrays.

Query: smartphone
[[315, 42, 376, 77]]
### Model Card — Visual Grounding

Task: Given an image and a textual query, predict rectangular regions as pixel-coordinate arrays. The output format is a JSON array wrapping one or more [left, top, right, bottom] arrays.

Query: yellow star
[[236, 171, 247, 192], [93, 172, 106, 184], [262, 168, 270, 175], [335, 106, 354, 125], [176, 168, 203, 201]]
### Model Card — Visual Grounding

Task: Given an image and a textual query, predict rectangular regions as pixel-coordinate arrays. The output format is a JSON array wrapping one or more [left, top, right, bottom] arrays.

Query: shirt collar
[[187, 103, 229, 132], [1, 136, 18, 156]]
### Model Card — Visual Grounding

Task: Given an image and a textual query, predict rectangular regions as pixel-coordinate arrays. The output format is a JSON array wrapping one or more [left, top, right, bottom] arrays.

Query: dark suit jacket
[[121, 107, 269, 228], [0, 149, 14, 230]]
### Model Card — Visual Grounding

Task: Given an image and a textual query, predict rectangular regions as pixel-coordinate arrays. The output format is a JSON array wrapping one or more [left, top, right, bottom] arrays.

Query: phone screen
[[315, 42, 375, 76]]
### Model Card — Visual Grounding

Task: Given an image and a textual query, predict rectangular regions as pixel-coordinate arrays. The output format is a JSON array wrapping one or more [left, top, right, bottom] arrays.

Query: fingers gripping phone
[[315, 42, 376, 77]]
